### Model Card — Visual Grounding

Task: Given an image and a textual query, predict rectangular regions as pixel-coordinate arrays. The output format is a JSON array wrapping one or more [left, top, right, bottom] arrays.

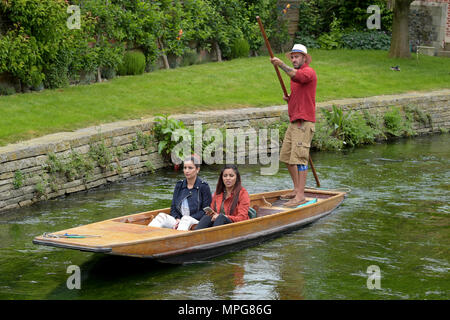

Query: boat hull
[[33, 188, 346, 264], [148, 205, 341, 263]]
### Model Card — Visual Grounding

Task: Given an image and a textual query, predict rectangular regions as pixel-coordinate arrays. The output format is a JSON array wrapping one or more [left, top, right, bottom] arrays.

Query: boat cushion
[[248, 207, 257, 219]]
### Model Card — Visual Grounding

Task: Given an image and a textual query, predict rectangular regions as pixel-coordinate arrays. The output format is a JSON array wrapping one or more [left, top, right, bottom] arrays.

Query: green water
[[0, 134, 448, 300]]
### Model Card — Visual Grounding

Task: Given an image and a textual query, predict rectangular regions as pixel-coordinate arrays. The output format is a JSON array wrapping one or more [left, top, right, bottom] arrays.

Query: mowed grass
[[1, 49, 449, 146]]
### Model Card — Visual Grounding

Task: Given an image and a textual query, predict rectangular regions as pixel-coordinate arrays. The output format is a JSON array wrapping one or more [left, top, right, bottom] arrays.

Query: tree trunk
[[389, 0, 414, 58], [158, 38, 170, 69], [97, 67, 102, 83], [214, 41, 222, 62]]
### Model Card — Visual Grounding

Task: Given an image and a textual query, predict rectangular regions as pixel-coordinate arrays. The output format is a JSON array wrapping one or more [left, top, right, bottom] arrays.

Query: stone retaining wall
[[0, 89, 449, 214]]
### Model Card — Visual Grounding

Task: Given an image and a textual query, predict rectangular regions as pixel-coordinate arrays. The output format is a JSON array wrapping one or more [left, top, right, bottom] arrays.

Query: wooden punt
[[33, 188, 346, 264]]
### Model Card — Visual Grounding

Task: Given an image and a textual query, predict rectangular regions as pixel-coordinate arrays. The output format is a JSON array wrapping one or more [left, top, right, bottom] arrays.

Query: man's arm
[[270, 57, 296, 78]]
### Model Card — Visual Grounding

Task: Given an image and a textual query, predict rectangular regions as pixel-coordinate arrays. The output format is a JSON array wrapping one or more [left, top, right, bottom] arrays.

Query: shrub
[[230, 38, 250, 59], [341, 31, 391, 50], [317, 16, 343, 50], [342, 112, 377, 147], [312, 121, 345, 151], [152, 115, 188, 163], [383, 107, 405, 137], [13, 170, 24, 189], [181, 49, 199, 67], [117, 51, 146, 76], [0, 84, 16, 96], [293, 33, 320, 49], [363, 110, 386, 140]]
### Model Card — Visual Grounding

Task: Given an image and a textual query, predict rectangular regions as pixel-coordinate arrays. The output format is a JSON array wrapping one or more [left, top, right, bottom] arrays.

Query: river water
[[0, 134, 448, 300]]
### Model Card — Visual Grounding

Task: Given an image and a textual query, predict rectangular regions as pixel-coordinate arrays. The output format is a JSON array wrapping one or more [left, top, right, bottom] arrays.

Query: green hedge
[[341, 31, 391, 50]]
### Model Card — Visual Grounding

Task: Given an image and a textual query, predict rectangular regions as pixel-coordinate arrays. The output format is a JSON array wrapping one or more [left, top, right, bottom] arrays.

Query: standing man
[[270, 44, 317, 207]]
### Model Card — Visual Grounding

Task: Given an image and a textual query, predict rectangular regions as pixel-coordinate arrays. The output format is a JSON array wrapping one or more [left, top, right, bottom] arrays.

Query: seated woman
[[149, 155, 212, 231], [195, 164, 250, 230]]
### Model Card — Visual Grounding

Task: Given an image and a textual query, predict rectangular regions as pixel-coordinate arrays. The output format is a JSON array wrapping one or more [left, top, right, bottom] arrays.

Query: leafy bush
[[230, 38, 250, 59], [383, 107, 405, 137], [297, 0, 392, 38], [181, 49, 199, 67], [293, 33, 320, 49], [0, 84, 16, 96], [342, 112, 377, 147], [317, 16, 343, 50], [312, 121, 345, 151], [320, 105, 377, 147], [152, 115, 188, 163], [363, 110, 386, 140], [309, 105, 420, 151], [341, 31, 391, 50], [117, 51, 146, 76]]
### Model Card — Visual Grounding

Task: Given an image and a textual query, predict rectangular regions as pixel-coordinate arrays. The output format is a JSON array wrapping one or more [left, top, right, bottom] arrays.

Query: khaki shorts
[[280, 120, 315, 165]]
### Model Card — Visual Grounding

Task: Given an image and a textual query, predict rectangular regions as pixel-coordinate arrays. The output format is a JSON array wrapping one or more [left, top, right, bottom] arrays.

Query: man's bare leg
[[285, 164, 299, 197], [284, 166, 308, 206], [294, 169, 307, 202]]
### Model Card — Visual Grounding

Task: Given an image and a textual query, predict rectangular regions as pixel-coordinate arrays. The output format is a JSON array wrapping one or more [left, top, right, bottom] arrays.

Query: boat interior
[[112, 190, 333, 228]]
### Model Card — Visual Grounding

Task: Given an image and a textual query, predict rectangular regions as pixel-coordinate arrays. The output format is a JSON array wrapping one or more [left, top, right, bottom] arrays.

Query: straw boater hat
[[285, 44, 312, 64]]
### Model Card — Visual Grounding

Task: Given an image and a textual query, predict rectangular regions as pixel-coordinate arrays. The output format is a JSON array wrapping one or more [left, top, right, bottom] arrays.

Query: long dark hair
[[214, 164, 242, 215]]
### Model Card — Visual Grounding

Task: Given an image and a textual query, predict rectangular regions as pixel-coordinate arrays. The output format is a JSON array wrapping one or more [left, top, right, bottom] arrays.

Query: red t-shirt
[[288, 63, 317, 123], [211, 187, 250, 223]]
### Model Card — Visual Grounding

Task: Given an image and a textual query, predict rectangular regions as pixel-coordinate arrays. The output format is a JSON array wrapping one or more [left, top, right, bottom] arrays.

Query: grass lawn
[[0, 49, 449, 147]]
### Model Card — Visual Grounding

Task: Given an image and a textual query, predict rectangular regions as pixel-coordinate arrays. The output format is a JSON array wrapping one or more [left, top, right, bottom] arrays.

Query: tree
[[388, 0, 414, 58]]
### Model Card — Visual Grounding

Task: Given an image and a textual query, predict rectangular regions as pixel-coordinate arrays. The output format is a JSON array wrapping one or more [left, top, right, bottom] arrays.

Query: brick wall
[[419, 0, 450, 40]]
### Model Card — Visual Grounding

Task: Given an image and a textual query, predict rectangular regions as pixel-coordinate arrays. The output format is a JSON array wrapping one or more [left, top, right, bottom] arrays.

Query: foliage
[[293, 34, 320, 49], [118, 51, 146, 76], [309, 105, 425, 151], [230, 38, 250, 59], [0, 84, 15, 96], [13, 170, 24, 189], [45, 151, 95, 182], [312, 121, 344, 151], [297, 0, 393, 39], [0, 0, 288, 91], [180, 49, 199, 67], [341, 31, 391, 50], [321, 105, 352, 139], [0, 0, 68, 87], [317, 16, 343, 50], [363, 110, 386, 140], [152, 114, 187, 162], [320, 105, 377, 147], [88, 141, 114, 171], [404, 105, 432, 127], [383, 107, 406, 137]]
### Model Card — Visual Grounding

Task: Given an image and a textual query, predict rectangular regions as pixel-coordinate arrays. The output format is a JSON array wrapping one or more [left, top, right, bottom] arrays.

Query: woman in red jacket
[[195, 164, 250, 230]]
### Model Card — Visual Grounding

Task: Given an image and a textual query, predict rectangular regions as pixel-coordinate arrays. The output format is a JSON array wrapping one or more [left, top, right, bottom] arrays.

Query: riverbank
[[0, 89, 449, 213]]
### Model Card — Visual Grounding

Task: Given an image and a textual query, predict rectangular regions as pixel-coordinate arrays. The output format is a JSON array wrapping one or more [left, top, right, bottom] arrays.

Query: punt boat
[[33, 188, 346, 264]]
